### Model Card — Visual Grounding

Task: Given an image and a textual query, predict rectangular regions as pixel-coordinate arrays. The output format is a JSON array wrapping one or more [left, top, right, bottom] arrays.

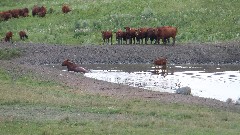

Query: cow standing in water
[[153, 57, 168, 76]]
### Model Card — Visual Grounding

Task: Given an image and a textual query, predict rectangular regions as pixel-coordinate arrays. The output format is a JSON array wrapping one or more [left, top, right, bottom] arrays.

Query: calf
[[156, 26, 177, 45], [101, 31, 112, 45], [19, 31, 28, 40]]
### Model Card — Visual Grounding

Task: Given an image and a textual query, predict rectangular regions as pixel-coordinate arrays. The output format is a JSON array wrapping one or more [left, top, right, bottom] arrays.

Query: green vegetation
[[0, 48, 21, 60], [0, 0, 240, 45], [1, 68, 240, 134]]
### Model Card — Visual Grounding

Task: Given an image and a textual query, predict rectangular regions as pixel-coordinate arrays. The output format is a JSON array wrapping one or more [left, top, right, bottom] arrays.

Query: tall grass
[[0, 0, 239, 45], [1, 67, 240, 134]]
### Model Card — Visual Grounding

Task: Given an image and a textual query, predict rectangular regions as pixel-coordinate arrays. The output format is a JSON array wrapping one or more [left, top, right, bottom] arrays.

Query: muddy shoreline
[[1, 41, 240, 112]]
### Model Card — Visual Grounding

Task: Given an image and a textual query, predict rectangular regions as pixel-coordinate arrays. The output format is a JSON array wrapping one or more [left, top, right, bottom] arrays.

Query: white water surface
[[82, 64, 240, 102]]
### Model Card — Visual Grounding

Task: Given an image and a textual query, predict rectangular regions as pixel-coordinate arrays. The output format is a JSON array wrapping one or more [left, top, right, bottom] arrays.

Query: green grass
[[1, 67, 240, 134], [0, 48, 21, 60], [0, 0, 240, 45]]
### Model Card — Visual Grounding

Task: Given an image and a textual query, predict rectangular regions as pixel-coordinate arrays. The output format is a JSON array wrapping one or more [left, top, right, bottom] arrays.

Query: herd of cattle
[[1, 4, 177, 45], [102, 26, 177, 45], [0, 4, 71, 42]]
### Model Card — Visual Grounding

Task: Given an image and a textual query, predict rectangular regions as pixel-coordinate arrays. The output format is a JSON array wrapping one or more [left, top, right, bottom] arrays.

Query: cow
[[0, 12, 12, 21], [62, 59, 89, 73], [62, 4, 71, 13], [32, 5, 40, 16], [101, 31, 112, 45], [135, 27, 148, 44], [147, 28, 157, 44], [32, 5, 47, 17], [115, 29, 126, 45], [19, 31, 28, 40], [4, 31, 13, 42], [124, 26, 137, 44], [154, 57, 167, 75], [19, 8, 29, 17], [9, 9, 20, 18], [156, 26, 177, 45], [38, 6, 47, 17]]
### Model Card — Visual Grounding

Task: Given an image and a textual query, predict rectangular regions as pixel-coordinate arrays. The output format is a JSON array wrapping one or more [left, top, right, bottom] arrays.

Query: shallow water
[[58, 64, 240, 102]]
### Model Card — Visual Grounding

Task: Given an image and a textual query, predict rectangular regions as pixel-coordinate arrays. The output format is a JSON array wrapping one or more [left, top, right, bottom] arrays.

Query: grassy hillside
[[1, 68, 240, 134], [1, 0, 240, 45]]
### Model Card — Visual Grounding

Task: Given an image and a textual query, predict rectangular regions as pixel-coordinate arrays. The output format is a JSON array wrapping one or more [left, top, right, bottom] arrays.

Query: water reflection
[[82, 64, 240, 102]]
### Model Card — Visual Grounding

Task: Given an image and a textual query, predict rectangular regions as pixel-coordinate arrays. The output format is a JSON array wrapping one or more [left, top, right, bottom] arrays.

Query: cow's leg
[[172, 37, 176, 45]]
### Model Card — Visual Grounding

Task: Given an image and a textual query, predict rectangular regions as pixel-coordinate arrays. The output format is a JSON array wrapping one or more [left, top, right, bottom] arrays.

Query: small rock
[[176, 86, 191, 95]]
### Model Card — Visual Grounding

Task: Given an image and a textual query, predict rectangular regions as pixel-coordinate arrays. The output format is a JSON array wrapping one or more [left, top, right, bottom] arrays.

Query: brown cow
[[101, 31, 112, 45], [19, 31, 28, 40], [4, 31, 13, 42], [38, 6, 47, 17], [154, 57, 167, 75], [156, 26, 177, 45], [9, 9, 20, 18], [62, 4, 71, 13], [124, 26, 137, 44], [135, 27, 148, 44], [62, 59, 89, 73], [115, 29, 126, 45], [32, 5, 47, 17], [32, 5, 40, 16], [19, 8, 29, 17], [147, 28, 157, 44], [0, 12, 12, 21]]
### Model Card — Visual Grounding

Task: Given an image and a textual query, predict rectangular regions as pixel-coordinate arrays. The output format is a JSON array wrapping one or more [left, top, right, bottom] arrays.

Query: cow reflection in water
[[153, 57, 168, 76], [62, 59, 89, 73]]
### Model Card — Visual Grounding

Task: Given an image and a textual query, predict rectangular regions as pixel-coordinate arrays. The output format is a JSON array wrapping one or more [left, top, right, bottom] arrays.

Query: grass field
[[1, 65, 240, 134], [0, 0, 240, 45]]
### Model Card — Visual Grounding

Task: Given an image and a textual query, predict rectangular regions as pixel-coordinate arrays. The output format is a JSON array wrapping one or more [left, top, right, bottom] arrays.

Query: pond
[[58, 64, 240, 102]]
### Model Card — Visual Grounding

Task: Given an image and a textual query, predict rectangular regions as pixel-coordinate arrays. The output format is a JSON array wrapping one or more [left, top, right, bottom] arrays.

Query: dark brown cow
[[62, 59, 89, 73], [124, 27, 137, 44], [9, 9, 20, 18], [19, 8, 29, 17], [19, 31, 28, 40], [32, 5, 40, 16], [62, 4, 71, 13], [115, 29, 126, 45], [101, 31, 112, 45], [135, 27, 148, 44], [32, 5, 47, 17], [38, 6, 47, 17], [156, 26, 177, 45], [4, 31, 13, 42], [147, 28, 157, 44]]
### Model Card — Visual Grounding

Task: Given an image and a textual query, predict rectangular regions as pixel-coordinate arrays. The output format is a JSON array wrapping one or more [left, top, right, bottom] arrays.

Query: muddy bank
[[1, 41, 240, 65], [1, 41, 240, 112]]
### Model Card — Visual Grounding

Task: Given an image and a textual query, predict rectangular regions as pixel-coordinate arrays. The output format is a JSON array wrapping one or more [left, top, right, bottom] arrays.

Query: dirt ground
[[1, 41, 240, 112]]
